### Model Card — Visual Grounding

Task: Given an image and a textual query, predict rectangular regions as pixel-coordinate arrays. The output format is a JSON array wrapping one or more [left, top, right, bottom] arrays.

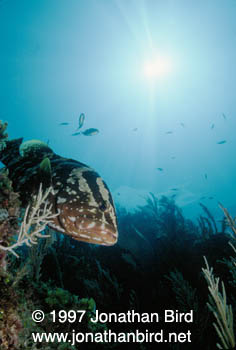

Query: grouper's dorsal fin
[[0, 138, 23, 166]]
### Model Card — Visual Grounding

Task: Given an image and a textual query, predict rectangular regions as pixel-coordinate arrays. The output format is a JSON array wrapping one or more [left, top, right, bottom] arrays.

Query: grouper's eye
[[99, 201, 108, 211]]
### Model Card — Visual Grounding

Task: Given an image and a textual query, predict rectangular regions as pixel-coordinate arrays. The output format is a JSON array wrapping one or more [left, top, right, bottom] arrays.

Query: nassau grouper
[[0, 138, 118, 246]]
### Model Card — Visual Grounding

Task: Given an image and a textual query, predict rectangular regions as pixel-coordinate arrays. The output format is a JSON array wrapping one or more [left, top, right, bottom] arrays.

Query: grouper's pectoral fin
[[38, 157, 52, 190]]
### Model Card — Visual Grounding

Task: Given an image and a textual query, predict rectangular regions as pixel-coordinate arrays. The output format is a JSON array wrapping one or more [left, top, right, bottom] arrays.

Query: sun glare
[[143, 56, 172, 80]]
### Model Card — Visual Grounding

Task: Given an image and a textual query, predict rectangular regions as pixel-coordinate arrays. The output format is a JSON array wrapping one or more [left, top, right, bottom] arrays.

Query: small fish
[[211, 123, 214, 129], [171, 156, 176, 160], [81, 128, 99, 136], [217, 140, 226, 144], [71, 132, 81, 136], [132, 128, 138, 131], [222, 113, 227, 120], [59, 122, 70, 126], [117, 192, 120, 196], [77, 113, 85, 130], [156, 168, 163, 171], [204, 173, 208, 180], [171, 188, 178, 191], [165, 131, 173, 134], [208, 196, 214, 200], [180, 123, 185, 128], [131, 225, 149, 243]]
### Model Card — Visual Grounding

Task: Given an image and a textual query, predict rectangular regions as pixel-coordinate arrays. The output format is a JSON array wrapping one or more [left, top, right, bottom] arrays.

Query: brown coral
[[0, 169, 21, 248], [0, 166, 22, 349], [0, 282, 22, 350]]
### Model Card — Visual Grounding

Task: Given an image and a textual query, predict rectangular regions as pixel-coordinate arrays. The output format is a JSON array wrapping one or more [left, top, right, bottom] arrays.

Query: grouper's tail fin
[[0, 138, 23, 166]]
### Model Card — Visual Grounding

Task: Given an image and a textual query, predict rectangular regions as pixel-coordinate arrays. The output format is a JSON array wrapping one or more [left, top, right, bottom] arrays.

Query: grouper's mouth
[[73, 216, 118, 245], [49, 213, 118, 246]]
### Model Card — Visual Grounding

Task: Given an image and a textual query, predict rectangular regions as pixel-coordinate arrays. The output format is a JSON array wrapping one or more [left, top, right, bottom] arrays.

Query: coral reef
[[0, 168, 22, 349], [201, 205, 236, 349], [0, 184, 58, 257], [0, 120, 8, 152], [0, 146, 235, 350], [0, 169, 21, 256], [202, 257, 235, 349], [0, 277, 22, 350]]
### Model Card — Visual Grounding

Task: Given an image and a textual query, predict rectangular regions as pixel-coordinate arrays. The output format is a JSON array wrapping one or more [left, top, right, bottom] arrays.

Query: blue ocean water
[[0, 0, 236, 222]]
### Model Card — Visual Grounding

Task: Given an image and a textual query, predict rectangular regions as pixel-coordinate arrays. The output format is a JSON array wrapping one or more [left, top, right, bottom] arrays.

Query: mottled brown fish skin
[[49, 161, 118, 245], [0, 139, 118, 246]]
